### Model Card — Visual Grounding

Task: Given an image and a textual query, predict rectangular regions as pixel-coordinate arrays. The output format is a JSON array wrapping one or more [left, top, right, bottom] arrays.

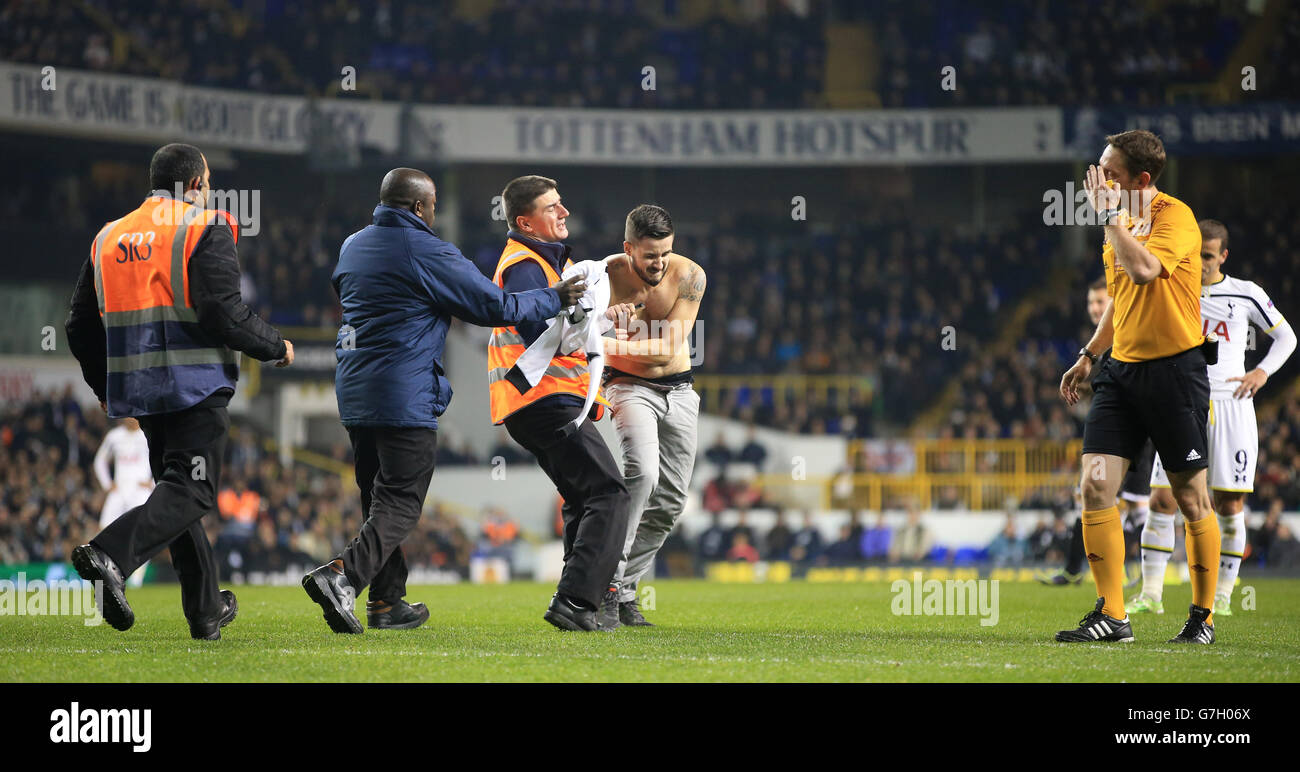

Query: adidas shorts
[[1082, 345, 1209, 475], [1151, 396, 1258, 492]]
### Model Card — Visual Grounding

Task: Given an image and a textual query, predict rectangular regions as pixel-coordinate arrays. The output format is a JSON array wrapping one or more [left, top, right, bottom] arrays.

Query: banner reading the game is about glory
[[404, 104, 1065, 165], [0, 61, 1065, 164], [0, 62, 401, 154]]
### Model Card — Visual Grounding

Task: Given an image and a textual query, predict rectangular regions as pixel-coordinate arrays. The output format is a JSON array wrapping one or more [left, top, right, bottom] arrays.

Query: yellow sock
[[1184, 515, 1221, 625], [1082, 505, 1126, 619]]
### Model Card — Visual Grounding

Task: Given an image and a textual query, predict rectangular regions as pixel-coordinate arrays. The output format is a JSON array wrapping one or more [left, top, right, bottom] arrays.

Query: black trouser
[[1066, 518, 1086, 575], [505, 399, 630, 609], [338, 425, 438, 603], [92, 401, 228, 625]]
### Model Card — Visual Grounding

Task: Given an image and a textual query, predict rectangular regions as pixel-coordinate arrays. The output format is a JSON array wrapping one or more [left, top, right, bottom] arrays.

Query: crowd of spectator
[[869, 0, 1253, 108], [6, 0, 1286, 109], [693, 503, 1300, 572], [690, 206, 1048, 433], [697, 506, 940, 567], [0, 0, 825, 109]]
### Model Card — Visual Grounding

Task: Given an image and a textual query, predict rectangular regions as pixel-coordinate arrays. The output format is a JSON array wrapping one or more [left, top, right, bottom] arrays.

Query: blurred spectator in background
[[477, 508, 520, 570], [727, 531, 760, 563], [704, 431, 733, 469], [697, 511, 730, 564], [245, 518, 315, 574], [731, 508, 757, 552], [702, 472, 733, 515], [737, 426, 769, 471], [789, 511, 824, 566], [986, 512, 1026, 568], [848, 510, 866, 547], [1270, 524, 1300, 569], [889, 505, 932, 564], [1251, 501, 1285, 565], [1035, 515, 1073, 565], [824, 522, 861, 565], [765, 510, 794, 560], [219, 483, 261, 538], [1028, 516, 1054, 562], [860, 511, 892, 563]]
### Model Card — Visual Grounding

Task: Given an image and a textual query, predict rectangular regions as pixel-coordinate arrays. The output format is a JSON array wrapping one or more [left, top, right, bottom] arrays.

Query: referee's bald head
[[380, 168, 436, 227]]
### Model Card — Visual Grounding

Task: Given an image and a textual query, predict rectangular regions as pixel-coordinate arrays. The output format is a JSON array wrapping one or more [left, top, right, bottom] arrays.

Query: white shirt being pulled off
[[507, 258, 613, 435]]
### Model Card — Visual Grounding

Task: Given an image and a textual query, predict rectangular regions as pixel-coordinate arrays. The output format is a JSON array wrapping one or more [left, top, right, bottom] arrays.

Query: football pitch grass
[[3, 579, 1298, 682]]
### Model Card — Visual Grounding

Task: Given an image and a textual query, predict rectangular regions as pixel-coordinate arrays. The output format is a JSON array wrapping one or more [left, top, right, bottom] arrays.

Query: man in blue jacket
[[302, 168, 586, 634]]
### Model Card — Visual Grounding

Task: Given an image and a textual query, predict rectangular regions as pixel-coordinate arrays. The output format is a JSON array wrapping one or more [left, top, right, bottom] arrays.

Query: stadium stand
[[872, 0, 1251, 107], [4, 0, 1281, 108], [0, 0, 826, 108]]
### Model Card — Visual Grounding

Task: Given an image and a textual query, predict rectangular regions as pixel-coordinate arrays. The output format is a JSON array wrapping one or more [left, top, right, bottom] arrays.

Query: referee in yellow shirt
[[1058, 130, 1219, 644]]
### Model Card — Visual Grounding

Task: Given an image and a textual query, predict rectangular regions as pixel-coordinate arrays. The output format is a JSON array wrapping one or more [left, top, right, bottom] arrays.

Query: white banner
[[0, 62, 400, 154], [409, 104, 1064, 165], [1, 61, 1065, 164]]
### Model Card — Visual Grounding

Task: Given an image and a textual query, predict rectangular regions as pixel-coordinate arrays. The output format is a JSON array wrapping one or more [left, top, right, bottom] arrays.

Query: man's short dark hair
[[1089, 275, 1108, 291], [1199, 219, 1229, 251], [149, 143, 206, 192], [624, 204, 674, 242], [1104, 130, 1166, 183], [502, 175, 557, 229]]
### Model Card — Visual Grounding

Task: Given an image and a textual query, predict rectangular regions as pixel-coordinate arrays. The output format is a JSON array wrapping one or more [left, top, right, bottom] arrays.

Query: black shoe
[[544, 593, 598, 632], [190, 590, 238, 640], [619, 598, 654, 627], [1054, 597, 1134, 643], [71, 544, 134, 631], [367, 599, 429, 630], [1035, 569, 1083, 586], [1168, 604, 1216, 644], [596, 586, 621, 631], [302, 561, 362, 634]]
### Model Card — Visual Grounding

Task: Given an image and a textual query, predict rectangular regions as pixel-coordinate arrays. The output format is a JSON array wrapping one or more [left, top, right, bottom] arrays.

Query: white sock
[[1140, 511, 1176, 602], [1217, 512, 1246, 602]]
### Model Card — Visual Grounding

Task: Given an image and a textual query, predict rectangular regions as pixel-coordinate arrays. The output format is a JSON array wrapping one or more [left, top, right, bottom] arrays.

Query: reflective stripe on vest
[[486, 239, 608, 425], [90, 197, 240, 417]]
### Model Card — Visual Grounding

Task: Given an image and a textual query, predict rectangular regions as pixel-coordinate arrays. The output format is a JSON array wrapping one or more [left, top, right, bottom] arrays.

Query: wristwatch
[[1100, 208, 1121, 225], [1077, 347, 1098, 364]]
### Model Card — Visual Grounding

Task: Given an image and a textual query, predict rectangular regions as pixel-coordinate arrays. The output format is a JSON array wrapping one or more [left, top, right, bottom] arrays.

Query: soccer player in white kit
[[93, 417, 154, 587], [1128, 220, 1296, 616]]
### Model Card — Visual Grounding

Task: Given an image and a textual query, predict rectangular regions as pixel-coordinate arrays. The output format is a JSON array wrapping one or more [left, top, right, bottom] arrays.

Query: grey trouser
[[606, 377, 700, 602]]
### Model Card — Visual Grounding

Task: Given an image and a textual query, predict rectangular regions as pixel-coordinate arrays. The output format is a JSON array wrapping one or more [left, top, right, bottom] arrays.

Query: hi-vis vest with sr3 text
[[90, 195, 240, 417], [487, 239, 609, 425]]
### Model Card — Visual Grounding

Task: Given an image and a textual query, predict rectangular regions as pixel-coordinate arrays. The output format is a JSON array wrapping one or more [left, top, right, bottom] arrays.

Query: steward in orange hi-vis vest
[[65, 143, 289, 639], [89, 194, 241, 417], [487, 236, 609, 425]]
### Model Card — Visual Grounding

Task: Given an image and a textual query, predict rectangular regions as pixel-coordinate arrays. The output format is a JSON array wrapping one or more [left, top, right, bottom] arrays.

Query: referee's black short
[[1082, 345, 1209, 475]]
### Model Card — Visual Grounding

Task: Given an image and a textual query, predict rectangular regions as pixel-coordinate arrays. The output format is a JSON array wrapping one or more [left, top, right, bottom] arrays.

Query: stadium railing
[[694, 374, 875, 414], [754, 438, 1084, 510]]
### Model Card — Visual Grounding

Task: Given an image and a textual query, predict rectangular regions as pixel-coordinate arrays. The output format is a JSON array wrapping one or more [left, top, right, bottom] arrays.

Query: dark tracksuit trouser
[[92, 397, 228, 626], [505, 398, 630, 609], [338, 425, 438, 603]]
